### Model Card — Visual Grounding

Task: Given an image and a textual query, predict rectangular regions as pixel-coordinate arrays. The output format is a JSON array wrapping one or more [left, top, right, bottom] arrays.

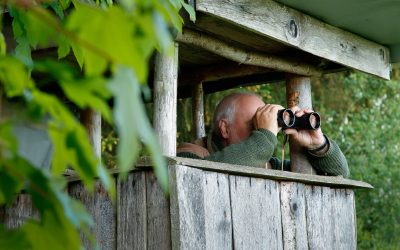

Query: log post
[[153, 43, 179, 156], [286, 74, 316, 174], [81, 109, 101, 158], [192, 83, 206, 139]]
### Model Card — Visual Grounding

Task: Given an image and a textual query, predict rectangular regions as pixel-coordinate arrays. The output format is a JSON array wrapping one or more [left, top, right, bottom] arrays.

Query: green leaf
[[108, 66, 168, 191], [0, 33, 6, 56], [182, 1, 196, 22], [0, 56, 34, 97], [0, 225, 30, 250]]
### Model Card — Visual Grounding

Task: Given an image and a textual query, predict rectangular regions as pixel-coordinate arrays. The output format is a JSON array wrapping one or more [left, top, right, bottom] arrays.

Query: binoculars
[[277, 109, 321, 130]]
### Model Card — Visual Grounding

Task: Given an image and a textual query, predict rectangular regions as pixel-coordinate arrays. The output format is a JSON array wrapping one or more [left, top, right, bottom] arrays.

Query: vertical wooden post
[[192, 83, 206, 139], [81, 109, 101, 157], [153, 43, 179, 156], [286, 74, 316, 174]]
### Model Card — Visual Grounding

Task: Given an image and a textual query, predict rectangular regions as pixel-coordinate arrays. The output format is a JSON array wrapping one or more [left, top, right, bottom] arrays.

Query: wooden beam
[[196, 0, 391, 79], [179, 62, 272, 86], [176, 29, 322, 76], [286, 75, 316, 175], [192, 83, 206, 139], [81, 108, 101, 157], [153, 43, 179, 156], [65, 156, 373, 189]]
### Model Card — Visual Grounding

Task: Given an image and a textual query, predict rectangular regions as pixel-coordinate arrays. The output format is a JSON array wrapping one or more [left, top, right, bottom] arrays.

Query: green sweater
[[177, 129, 349, 177]]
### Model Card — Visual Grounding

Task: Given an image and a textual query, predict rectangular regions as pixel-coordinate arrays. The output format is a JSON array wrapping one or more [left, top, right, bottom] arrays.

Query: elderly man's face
[[227, 95, 265, 145]]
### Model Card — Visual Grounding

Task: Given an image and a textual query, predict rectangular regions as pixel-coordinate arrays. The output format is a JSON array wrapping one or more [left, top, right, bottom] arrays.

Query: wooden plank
[[153, 43, 178, 156], [286, 75, 316, 175], [172, 157, 373, 189], [304, 186, 333, 249], [69, 180, 116, 250], [169, 165, 206, 250], [146, 171, 171, 250], [196, 0, 390, 79], [176, 29, 322, 77], [331, 189, 356, 250], [0, 194, 38, 229], [80, 108, 102, 157], [280, 182, 308, 249], [192, 83, 206, 139], [65, 156, 372, 189], [229, 175, 282, 249], [203, 172, 232, 250], [116, 172, 147, 250]]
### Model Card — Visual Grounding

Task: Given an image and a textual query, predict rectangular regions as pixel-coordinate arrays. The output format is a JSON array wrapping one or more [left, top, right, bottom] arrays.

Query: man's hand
[[253, 104, 284, 136], [284, 107, 327, 153]]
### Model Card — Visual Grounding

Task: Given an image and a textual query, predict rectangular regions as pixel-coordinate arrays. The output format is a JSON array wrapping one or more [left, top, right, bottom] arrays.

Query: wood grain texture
[[304, 186, 333, 249], [229, 175, 283, 249], [196, 0, 390, 79], [169, 165, 206, 250], [153, 43, 178, 156], [280, 182, 308, 250], [172, 157, 373, 189], [203, 172, 232, 250], [146, 171, 171, 250], [116, 172, 147, 250], [69, 181, 116, 250], [176, 29, 322, 76], [0, 194, 38, 229], [192, 83, 206, 139], [80, 108, 101, 157], [331, 189, 356, 250], [286, 75, 316, 175]]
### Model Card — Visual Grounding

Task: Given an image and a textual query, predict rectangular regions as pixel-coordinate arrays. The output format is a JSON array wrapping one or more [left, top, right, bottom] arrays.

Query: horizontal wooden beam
[[176, 29, 323, 76], [196, 0, 391, 79], [179, 62, 272, 86], [66, 156, 373, 189]]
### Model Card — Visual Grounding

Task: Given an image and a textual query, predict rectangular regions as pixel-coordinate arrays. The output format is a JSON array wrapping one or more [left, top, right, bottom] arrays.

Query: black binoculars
[[277, 109, 321, 130]]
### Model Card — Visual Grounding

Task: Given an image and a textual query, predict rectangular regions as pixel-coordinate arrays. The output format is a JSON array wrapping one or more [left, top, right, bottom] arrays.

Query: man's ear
[[218, 119, 230, 139]]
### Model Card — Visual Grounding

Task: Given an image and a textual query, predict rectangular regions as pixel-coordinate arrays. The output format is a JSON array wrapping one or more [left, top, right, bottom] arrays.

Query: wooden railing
[[0, 157, 371, 250]]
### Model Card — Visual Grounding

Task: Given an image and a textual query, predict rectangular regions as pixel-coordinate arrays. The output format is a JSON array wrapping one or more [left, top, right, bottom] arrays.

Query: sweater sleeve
[[204, 129, 277, 168], [307, 136, 350, 177], [176, 129, 277, 168]]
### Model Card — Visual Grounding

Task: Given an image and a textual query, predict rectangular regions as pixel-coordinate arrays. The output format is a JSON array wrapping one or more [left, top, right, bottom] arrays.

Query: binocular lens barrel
[[277, 109, 321, 130], [277, 109, 295, 128]]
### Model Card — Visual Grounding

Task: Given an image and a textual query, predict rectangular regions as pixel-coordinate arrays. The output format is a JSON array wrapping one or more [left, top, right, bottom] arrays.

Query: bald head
[[213, 93, 265, 145]]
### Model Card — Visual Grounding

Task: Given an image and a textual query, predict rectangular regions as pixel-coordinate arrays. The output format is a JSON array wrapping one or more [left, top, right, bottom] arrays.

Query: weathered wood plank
[[153, 43, 178, 156], [172, 157, 373, 189], [176, 29, 322, 76], [169, 165, 206, 250], [69, 181, 116, 250], [304, 186, 333, 249], [280, 182, 308, 250], [286, 75, 316, 175], [192, 83, 206, 139], [203, 172, 232, 250], [196, 0, 390, 79], [331, 189, 356, 250], [116, 172, 147, 250], [229, 175, 283, 249], [146, 171, 171, 250], [0, 194, 38, 229], [80, 108, 101, 157]]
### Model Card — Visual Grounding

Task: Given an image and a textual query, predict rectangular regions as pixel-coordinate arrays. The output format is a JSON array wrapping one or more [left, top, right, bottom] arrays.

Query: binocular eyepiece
[[277, 109, 321, 130]]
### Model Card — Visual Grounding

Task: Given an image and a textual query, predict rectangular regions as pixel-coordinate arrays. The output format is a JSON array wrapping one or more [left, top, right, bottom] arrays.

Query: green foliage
[[0, 0, 195, 249]]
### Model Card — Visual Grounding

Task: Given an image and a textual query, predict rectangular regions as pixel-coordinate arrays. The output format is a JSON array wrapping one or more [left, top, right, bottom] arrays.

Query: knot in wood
[[288, 20, 298, 38]]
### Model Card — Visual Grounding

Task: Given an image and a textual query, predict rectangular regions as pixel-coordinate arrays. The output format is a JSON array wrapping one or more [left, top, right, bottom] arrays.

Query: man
[[177, 92, 349, 177]]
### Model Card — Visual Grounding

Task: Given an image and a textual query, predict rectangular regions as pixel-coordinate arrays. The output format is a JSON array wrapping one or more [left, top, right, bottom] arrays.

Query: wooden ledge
[[65, 156, 372, 189], [169, 157, 372, 189]]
